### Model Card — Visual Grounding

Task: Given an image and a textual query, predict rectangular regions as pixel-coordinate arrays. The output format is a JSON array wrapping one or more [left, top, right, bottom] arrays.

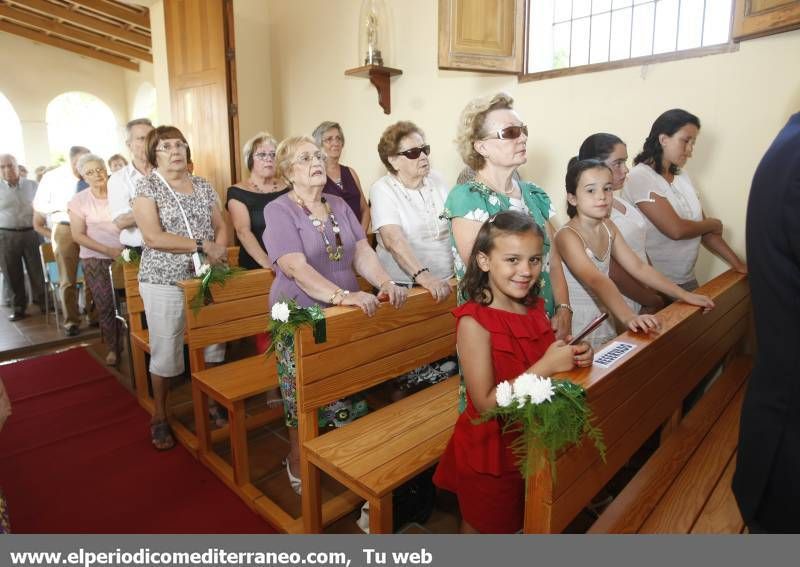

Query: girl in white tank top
[[555, 160, 715, 349]]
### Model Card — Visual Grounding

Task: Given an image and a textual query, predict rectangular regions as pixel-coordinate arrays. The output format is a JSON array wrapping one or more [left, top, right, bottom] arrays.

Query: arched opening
[[0, 91, 26, 164], [46, 92, 120, 163]]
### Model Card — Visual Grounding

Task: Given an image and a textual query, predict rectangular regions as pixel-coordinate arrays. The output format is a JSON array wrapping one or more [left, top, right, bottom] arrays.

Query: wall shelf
[[344, 64, 402, 114]]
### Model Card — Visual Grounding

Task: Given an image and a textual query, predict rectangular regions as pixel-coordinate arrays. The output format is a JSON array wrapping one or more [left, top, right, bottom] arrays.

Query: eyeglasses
[[322, 135, 343, 144], [294, 151, 327, 165], [483, 124, 528, 141], [396, 145, 431, 160], [83, 167, 107, 177], [254, 151, 277, 161], [155, 141, 188, 153]]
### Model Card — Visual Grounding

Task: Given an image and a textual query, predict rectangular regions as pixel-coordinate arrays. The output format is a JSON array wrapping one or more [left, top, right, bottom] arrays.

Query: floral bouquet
[[116, 247, 140, 266], [266, 299, 326, 354], [188, 263, 244, 315], [478, 373, 605, 481]]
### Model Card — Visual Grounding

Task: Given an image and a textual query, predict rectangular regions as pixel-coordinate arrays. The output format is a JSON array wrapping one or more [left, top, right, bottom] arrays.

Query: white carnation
[[513, 373, 555, 405], [271, 302, 291, 323], [197, 263, 211, 277], [121, 248, 131, 262], [512, 372, 537, 403], [529, 376, 555, 405], [495, 381, 514, 407], [463, 208, 490, 222]]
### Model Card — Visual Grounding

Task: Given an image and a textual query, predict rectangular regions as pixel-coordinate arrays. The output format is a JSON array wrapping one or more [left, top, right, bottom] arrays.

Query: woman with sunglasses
[[313, 121, 370, 233], [445, 92, 572, 338], [370, 121, 457, 397], [575, 133, 664, 316], [67, 153, 123, 366], [132, 126, 229, 451], [623, 109, 746, 291], [263, 136, 407, 494], [226, 131, 289, 270]]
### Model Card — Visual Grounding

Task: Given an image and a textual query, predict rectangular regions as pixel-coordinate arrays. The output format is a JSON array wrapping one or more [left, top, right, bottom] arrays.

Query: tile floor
[[0, 302, 100, 361]]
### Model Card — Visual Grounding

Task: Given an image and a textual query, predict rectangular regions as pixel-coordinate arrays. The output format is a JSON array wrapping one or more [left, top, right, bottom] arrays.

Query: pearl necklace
[[386, 174, 443, 240]]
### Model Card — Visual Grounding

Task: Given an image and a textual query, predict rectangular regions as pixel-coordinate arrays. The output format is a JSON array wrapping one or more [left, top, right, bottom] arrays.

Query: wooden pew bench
[[588, 355, 750, 533], [122, 247, 240, 415], [522, 270, 751, 533], [297, 285, 459, 534], [177, 268, 282, 460]]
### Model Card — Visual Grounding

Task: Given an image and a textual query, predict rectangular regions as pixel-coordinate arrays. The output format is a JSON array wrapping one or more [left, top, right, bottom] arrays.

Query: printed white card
[[593, 341, 637, 369]]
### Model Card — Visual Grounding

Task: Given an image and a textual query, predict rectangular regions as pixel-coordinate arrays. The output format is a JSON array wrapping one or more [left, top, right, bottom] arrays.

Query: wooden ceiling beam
[[9, 0, 151, 49], [0, 4, 152, 62], [0, 19, 139, 71], [68, 0, 150, 31]]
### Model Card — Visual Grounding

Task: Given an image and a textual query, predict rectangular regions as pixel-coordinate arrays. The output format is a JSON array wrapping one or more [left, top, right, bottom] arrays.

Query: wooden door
[[164, 0, 239, 204]]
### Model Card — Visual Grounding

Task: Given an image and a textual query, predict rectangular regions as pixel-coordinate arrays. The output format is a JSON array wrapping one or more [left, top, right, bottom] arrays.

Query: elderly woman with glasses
[[132, 126, 229, 451], [263, 136, 407, 494], [312, 121, 370, 233], [226, 132, 289, 270], [445, 92, 572, 339], [68, 154, 123, 366]]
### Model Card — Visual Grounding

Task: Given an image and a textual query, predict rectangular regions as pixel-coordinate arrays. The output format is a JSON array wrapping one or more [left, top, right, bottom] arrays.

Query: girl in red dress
[[434, 210, 593, 533]]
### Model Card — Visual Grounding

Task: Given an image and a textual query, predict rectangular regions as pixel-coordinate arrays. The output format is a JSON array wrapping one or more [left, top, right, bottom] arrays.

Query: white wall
[[0, 31, 155, 168], [264, 0, 800, 283], [233, 0, 275, 158]]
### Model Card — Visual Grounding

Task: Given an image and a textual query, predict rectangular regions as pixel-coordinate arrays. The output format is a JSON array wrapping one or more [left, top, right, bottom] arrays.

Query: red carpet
[[0, 347, 276, 533]]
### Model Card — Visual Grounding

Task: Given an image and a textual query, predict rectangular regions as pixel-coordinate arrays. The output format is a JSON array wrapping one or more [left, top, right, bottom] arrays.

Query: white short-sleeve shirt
[[370, 170, 453, 285], [108, 163, 145, 247], [622, 163, 702, 284]]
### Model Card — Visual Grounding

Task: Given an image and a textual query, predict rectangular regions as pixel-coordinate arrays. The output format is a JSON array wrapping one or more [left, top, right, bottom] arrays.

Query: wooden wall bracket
[[344, 64, 403, 114]]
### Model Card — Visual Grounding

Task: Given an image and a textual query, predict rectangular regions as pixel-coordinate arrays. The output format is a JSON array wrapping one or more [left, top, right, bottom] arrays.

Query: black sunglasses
[[396, 145, 431, 160], [483, 124, 528, 140]]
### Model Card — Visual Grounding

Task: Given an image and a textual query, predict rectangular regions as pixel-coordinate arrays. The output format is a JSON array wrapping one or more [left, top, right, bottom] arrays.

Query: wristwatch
[[195, 239, 204, 254]]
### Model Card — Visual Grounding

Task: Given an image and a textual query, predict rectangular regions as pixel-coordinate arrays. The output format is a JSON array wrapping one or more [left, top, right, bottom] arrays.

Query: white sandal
[[284, 459, 302, 495]]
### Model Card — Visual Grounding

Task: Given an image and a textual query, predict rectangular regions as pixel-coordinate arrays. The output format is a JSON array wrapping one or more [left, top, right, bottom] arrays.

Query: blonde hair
[[243, 131, 279, 172], [275, 136, 319, 184], [455, 92, 515, 171]]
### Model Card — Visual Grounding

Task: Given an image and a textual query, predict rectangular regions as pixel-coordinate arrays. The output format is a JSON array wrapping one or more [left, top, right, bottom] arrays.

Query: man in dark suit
[[733, 111, 800, 533]]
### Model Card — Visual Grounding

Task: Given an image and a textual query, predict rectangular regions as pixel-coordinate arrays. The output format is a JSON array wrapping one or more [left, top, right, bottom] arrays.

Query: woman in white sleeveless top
[[576, 133, 665, 316], [622, 109, 747, 290], [556, 159, 714, 350]]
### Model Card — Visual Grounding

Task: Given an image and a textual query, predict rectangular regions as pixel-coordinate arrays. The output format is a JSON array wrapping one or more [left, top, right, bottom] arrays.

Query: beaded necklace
[[294, 195, 344, 261]]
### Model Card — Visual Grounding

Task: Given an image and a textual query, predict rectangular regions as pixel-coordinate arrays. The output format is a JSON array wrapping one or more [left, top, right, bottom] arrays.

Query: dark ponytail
[[634, 109, 700, 175], [578, 133, 624, 161]]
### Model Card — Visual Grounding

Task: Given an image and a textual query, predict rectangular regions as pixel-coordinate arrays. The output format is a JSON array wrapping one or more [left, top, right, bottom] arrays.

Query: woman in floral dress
[[444, 92, 571, 335]]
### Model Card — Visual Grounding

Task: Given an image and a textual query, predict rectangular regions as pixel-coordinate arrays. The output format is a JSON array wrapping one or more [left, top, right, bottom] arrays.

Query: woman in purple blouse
[[312, 121, 370, 233], [263, 136, 406, 495]]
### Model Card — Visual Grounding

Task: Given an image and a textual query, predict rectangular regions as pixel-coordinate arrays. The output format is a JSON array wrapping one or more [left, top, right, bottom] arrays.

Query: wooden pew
[[298, 284, 459, 534], [123, 246, 239, 415], [177, 268, 282, 458], [522, 270, 750, 533]]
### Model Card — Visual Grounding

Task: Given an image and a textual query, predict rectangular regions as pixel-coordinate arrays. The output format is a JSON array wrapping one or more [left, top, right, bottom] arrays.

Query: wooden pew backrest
[[524, 270, 750, 533]]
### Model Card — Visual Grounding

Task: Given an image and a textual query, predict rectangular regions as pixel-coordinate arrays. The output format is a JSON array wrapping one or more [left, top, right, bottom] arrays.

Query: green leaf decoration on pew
[[189, 264, 245, 315], [115, 247, 140, 267], [266, 299, 326, 354], [477, 375, 606, 482]]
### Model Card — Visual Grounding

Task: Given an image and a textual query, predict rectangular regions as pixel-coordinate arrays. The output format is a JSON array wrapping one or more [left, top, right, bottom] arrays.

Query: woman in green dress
[[444, 92, 572, 337]]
